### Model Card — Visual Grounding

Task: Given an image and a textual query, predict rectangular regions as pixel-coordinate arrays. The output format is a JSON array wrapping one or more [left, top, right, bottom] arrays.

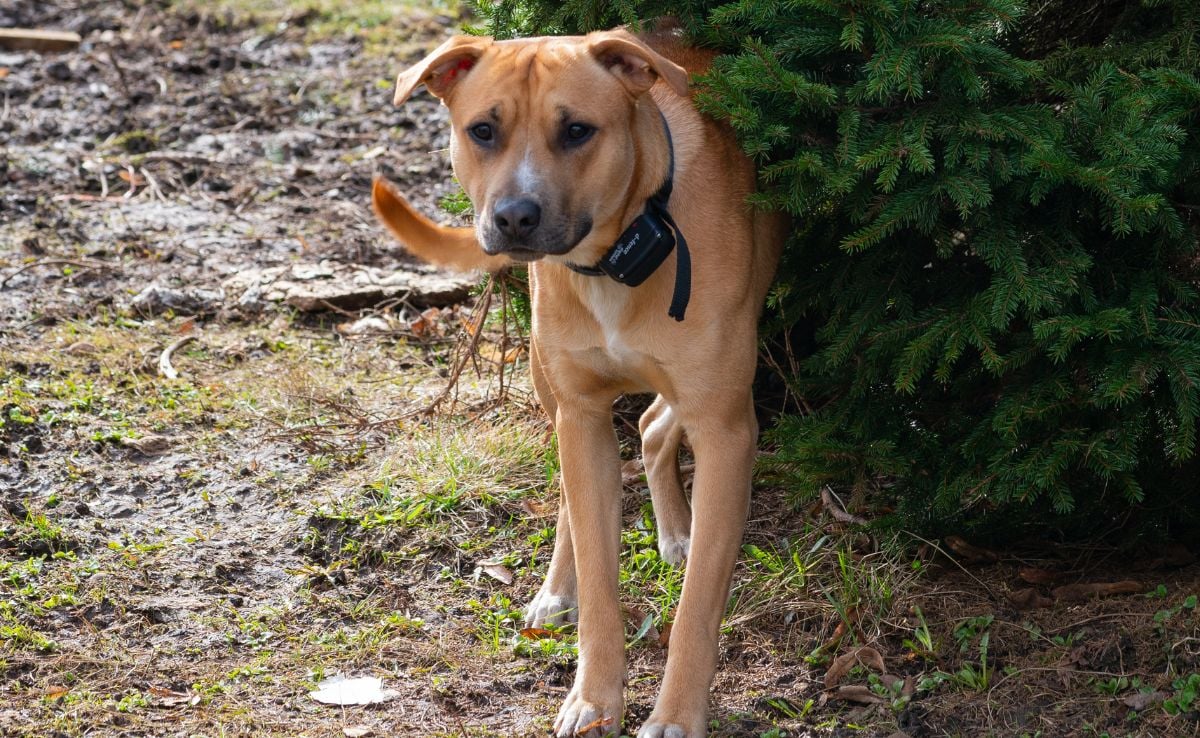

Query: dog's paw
[[554, 685, 623, 737], [524, 589, 577, 628], [657, 533, 691, 567], [637, 714, 704, 738]]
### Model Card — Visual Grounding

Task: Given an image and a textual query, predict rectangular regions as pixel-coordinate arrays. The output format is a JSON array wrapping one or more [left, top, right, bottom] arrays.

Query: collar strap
[[566, 112, 692, 322]]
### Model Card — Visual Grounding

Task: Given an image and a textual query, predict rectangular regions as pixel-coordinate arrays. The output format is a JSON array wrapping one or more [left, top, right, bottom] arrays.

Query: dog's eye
[[564, 123, 595, 146], [469, 123, 495, 144]]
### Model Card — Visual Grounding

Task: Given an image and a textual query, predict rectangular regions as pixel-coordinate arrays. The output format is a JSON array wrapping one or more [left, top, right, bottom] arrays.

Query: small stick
[[1, 259, 113, 288], [140, 167, 166, 202], [0, 29, 81, 52], [821, 486, 868, 525], [158, 336, 197, 379]]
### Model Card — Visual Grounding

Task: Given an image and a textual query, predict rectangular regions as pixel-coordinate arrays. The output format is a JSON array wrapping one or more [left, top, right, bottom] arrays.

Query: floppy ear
[[587, 31, 690, 98], [394, 35, 492, 105]]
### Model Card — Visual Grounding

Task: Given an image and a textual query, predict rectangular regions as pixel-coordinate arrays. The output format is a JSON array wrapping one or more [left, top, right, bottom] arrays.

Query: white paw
[[657, 534, 691, 567], [637, 717, 703, 738], [524, 589, 577, 628], [555, 685, 623, 737]]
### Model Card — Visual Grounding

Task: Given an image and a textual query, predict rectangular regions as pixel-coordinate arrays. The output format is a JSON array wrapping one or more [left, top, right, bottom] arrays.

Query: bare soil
[[2, 3, 1198, 738]]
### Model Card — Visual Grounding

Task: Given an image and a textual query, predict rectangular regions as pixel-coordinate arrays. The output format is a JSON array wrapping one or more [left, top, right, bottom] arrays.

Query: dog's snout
[[493, 198, 542, 240]]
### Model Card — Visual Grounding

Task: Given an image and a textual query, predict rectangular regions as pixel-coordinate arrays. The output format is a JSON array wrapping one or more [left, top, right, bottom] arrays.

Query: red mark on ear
[[436, 57, 476, 87]]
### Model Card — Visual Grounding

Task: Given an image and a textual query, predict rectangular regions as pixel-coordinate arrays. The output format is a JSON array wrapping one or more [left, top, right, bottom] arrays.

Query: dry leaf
[[944, 535, 998, 563], [477, 561, 514, 585], [1052, 580, 1143, 603], [575, 716, 614, 734], [519, 627, 562, 641], [1009, 587, 1054, 610], [829, 685, 884, 704], [120, 434, 172, 455], [825, 646, 886, 689], [64, 341, 99, 355], [43, 685, 69, 700], [148, 685, 194, 706], [1122, 691, 1166, 711], [309, 675, 399, 706], [521, 499, 553, 518], [658, 621, 673, 649], [343, 727, 373, 738], [620, 459, 645, 485], [1018, 566, 1063, 585], [623, 605, 660, 645]]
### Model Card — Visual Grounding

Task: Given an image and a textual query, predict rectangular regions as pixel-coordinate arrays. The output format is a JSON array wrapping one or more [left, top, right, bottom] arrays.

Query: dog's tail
[[371, 176, 511, 273]]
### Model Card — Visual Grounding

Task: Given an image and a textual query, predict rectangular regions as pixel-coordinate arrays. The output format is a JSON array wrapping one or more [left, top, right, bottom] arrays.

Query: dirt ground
[[2, 2, 1199, 737]]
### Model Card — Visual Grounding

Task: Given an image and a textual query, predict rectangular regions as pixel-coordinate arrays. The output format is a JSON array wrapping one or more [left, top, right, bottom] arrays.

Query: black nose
[[493, 198, 541, 240]]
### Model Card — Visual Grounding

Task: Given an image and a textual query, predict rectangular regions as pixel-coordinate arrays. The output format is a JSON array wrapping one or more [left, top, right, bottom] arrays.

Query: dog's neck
[[564, 110, 692, 321]]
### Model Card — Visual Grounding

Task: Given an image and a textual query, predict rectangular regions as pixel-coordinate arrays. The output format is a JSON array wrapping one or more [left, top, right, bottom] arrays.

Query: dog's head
[[390, 30, 689, 264]]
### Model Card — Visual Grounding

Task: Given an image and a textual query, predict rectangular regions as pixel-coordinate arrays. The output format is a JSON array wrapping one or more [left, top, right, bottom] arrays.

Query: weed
[[1164, 673, 1200, 716], [902, 605, 937, 661], [467, 593, 523, 654]]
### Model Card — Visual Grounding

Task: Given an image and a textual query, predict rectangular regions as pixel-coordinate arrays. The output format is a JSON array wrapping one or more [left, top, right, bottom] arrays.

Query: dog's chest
[[579, 280, 646, 366]]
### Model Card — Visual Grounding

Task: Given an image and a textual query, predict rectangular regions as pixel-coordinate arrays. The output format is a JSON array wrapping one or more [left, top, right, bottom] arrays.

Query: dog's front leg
[[552, 400, 625, 738], [639, 397, 757, 738]]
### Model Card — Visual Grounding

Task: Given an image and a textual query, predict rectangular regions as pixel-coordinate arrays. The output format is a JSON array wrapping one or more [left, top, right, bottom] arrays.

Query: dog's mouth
[[480, 217, 593, 260], [506, 249, 545, 262]]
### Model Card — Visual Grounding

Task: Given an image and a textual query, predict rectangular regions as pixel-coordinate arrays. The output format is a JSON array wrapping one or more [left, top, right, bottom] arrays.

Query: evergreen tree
[[474, 0, 1200, 541]]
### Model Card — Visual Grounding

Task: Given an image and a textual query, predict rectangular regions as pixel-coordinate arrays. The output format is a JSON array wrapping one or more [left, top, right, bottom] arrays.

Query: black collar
[[565, 112, 691, 321]]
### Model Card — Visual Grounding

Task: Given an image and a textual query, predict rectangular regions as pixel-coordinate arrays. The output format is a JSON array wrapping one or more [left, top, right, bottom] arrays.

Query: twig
[[1, 259, 113, 288], [138, 151, 215, 166], [104, 51, 131, 98], [821, 486, 868, 525], [158, 336, 197, 379], [902, 529, 999, 600], [140, 167, 166, 202]]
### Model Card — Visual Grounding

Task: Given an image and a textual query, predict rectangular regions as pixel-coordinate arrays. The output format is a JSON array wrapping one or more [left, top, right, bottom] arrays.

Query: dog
[[372, 25, 785, 738]]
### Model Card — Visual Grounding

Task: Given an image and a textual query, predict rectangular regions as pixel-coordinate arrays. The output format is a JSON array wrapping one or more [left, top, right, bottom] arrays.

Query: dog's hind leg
[[524, 338, 578, 627], [639, 396, 691, 566]]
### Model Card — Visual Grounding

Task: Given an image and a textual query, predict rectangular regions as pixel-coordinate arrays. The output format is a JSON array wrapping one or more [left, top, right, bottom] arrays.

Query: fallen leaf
[[1137, 543, 1196, 571], [310, 675, 399, 706], [477, 560, 514, 585], [521, 499, 553, 518], [336, 315, 396, 336], [623, 605, 660, 645], [825, 646, 886, 689], [42, 685, 69, 700], [1052, 580, 1143, 603], [1018, 566, 1063, 585], [1009, 587, 1054, 610], [574, 716, 614, 734], [343, 727, 373, 738], [944, 535, 998, 564], [829, 685, 884, 704], [64, 341, 99, 355], [118, 169, 146, 186], [658, 621, 673, 649], [148, 685, 193, 706], [620, 459, 645, 485], [519, 627, 561, 641], [120, 434, 173, 455], [1122, 691, 1167, 711]]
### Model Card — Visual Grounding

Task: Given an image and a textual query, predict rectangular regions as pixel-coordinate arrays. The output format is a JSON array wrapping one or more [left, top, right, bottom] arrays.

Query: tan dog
[[372, 26, 784, 738]]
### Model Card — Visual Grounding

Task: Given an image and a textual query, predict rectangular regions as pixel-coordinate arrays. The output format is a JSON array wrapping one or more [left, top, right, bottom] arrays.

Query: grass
[[168, 0, 462, 52]]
